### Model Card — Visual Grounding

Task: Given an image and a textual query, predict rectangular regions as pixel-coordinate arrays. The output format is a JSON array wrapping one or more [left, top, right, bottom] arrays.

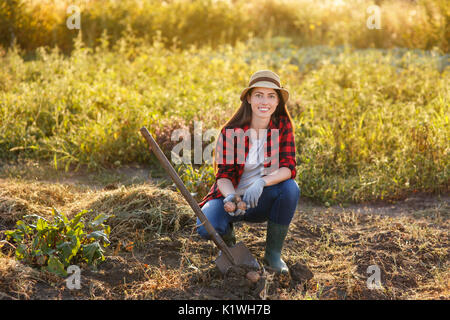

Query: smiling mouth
[[258, 107, 270, 112]]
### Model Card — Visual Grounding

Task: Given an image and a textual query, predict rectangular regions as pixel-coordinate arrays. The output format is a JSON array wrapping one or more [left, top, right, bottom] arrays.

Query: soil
[[0, 165, 448, 300]]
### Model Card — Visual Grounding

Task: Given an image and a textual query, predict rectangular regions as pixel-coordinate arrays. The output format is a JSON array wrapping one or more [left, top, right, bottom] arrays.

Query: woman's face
[[246, 87, 279, 120]]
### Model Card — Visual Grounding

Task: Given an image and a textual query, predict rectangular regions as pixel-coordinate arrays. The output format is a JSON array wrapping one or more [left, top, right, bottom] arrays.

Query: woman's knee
[[196, 218, 210, 239], [196, 198, 229, 239], [267, 179, 300, 226], [279, 178, 300, 201]]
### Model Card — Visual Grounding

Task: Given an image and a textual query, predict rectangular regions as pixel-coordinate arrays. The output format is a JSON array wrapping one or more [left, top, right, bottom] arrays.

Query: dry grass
[[0, 175, 448, 300], [281, 206, 449, 299], [0, 256, 36, 299]]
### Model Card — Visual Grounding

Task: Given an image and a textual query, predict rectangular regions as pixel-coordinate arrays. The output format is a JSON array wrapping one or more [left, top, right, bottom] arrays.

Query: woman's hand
[[243, 178, 266, 208], [223, 193, 246, 216]]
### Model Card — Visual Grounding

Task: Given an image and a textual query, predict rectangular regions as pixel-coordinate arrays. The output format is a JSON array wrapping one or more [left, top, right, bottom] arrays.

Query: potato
[[224, 201, 236, 213], [237, 201, 247, 211]]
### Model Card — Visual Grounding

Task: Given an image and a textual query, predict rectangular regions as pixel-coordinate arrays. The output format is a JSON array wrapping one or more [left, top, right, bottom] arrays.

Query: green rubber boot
[[222, 223, 236, 247], [263, 221, 290, 274]]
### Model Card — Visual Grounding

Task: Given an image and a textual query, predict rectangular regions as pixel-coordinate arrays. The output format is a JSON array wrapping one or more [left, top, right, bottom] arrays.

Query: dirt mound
[[69, 185, 195, 244], [0, 179, 195, 243], [290, 262, 314, 282], [0, 197, 37, 230], [221, 265, 265, 299], [0, 180, 81, 209], [0, 180, 85, 229]]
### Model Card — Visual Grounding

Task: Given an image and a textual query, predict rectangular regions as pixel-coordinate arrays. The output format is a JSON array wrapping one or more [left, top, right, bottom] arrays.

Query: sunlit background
[[1, 0, 448, 53]]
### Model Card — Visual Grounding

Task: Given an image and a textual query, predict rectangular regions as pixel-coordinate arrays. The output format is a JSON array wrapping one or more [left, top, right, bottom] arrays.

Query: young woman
[[197, 70, 300, 274]]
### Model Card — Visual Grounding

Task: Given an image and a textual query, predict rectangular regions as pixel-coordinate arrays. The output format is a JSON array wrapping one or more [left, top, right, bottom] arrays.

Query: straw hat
[[240, 70, 289, 103]]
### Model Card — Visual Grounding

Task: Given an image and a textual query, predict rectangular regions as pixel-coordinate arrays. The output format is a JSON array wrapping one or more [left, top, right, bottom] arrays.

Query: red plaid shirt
[[198, 115, 297, 208]]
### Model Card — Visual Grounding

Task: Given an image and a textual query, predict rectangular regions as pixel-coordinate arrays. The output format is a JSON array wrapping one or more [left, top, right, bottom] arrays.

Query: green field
[[1, 0, 449, 205], [1, 34, 448, 205]]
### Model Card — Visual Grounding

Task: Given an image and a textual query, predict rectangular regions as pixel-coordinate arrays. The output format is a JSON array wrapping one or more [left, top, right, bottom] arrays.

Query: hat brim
[[240, 81, 289, 103]]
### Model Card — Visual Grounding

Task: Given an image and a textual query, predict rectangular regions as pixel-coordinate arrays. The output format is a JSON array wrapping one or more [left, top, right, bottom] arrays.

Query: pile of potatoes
[[223, 195, 247, 214]]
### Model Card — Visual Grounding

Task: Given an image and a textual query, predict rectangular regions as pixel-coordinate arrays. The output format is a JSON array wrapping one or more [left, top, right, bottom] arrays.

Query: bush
[[4, 209, 113, 277]]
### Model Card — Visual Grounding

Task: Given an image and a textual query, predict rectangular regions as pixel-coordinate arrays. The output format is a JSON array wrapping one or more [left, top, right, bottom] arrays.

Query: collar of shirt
[[235, 117, 278, 166]]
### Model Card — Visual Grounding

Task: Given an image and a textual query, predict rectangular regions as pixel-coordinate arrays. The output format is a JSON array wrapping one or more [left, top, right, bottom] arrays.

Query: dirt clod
[[220, 265, 265, 299], [289, 262, 314, 282], [246, 271, 261, 283]]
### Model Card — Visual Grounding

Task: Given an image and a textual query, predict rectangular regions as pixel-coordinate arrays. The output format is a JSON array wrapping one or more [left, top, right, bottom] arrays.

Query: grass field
[[1, 35, 448, 205]]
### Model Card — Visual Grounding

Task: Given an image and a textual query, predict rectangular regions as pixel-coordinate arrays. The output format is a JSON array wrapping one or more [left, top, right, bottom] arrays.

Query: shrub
[[4, 209, 113, 277]]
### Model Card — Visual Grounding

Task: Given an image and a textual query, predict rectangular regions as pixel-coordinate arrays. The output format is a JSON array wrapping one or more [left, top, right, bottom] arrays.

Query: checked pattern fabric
[[198, 115, 297, 208]]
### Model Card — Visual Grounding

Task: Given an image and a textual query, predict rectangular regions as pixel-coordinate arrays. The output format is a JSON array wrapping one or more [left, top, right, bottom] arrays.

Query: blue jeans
[[197, 179, 300, 239]]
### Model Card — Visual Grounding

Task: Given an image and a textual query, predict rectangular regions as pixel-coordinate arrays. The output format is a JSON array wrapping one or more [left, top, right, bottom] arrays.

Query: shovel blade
[[215, 242, 260, 274]]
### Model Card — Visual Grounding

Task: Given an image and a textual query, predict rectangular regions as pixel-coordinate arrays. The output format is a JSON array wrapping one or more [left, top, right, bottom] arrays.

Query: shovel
[[140, 126, 260, 274]]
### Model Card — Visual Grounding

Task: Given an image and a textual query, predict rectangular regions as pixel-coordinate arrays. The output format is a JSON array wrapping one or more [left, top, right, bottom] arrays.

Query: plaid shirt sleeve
[[279, 117, 297, 179], [215, 126, 238, 183]]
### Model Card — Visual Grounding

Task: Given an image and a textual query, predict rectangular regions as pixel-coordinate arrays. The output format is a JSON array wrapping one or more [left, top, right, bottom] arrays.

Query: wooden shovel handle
[[139, 126, 236, 264]]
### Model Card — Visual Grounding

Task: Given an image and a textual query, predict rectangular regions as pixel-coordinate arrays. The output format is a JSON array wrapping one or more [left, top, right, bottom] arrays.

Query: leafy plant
[[176, 163, 215, 202], [5, 209, 113, 277]]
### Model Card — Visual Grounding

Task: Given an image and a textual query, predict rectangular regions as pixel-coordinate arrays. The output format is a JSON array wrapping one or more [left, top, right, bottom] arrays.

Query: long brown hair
[[213, 88, 295, 174]]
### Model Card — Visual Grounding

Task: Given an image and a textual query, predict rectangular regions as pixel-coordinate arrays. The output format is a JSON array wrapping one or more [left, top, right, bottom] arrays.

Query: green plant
[[0, 31, 448, 205], [4, 209, 113, 277], [176, 163, 215, 202]]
